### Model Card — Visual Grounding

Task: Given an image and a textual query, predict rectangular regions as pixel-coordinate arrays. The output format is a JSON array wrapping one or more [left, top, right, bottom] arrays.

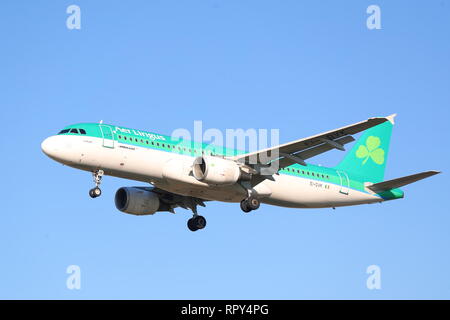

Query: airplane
[[41, 114, 440, 231]]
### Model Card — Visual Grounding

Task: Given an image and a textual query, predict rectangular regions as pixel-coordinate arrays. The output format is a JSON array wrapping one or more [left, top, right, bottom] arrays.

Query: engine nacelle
[[192, 156, 241, 186], [115, 187, 160, 215]]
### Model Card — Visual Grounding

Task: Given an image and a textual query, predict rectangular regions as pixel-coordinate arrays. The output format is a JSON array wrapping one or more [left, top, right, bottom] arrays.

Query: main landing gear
[[240, 197, 260, 213], [183, 197, 207, 232], [187, 214, 207, 232], [89, 170, 104, 198]]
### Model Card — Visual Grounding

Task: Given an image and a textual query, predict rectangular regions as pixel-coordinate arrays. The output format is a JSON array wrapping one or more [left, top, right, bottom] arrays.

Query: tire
[[89, 189, 96, 198], [93, 187, 102, 197], [240, 200, 252, 213], [248, 197, 260, 210], [194, 216, 207, 230], [187, 218, 198, 232]]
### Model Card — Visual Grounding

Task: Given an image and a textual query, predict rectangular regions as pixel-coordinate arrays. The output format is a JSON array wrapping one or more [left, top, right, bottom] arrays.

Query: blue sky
[[0, 0, 449, 299]]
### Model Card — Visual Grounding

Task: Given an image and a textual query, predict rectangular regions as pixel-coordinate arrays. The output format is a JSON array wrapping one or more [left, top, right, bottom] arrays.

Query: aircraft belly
[[154, 180, 247, 202]]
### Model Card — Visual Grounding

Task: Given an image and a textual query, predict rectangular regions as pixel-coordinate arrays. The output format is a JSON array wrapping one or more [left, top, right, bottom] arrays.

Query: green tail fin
[[335, 115, 395, 183]]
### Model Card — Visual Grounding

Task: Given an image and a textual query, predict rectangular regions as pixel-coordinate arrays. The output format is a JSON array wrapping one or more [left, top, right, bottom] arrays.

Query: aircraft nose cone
[[41, 136, 58, 158]]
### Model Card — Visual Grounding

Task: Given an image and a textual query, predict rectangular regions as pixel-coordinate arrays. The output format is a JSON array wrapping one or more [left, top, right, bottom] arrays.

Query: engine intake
[[192, 156, 243, 186], [115, 187, 160, 215]]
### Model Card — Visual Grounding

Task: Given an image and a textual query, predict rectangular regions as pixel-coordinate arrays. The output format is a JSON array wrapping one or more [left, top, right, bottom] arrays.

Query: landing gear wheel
[[240, 197, 260, 212], [187, 215, 207, 231], [194, 215, 206, 230], [240, 200, 252, 213], [187, 218, 197, 231], [89, 187, 101, 198], [248, 197, 260, 210], [93, 187, 102, 197]]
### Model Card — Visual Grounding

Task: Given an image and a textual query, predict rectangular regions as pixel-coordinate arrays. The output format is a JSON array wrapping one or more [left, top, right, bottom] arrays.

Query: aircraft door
[[337, 170, 350, 195], [100, 125, 115, 148]]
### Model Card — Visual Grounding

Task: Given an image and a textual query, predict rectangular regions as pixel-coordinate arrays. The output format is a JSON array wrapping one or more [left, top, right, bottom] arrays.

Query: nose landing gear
[[89, 170, 104, 198], [89, 187, 102, 198]]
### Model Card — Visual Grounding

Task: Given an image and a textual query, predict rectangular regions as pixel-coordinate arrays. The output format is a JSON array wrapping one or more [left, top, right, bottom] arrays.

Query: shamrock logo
[[355, 136, 385, 165]]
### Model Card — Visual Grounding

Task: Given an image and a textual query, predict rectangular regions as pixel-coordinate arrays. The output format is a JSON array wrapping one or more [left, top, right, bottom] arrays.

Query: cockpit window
[[58, 128, 86, 134]]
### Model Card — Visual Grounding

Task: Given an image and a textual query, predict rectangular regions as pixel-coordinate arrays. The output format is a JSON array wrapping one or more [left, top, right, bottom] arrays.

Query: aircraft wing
[[230, 114, 396, 172]]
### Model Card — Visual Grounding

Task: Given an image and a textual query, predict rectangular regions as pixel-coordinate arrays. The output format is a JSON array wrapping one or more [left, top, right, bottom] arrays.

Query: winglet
[[386, 113, 397, 125]]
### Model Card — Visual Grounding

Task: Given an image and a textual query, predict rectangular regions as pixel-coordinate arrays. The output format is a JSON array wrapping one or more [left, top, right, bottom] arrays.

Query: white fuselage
[[41, 134, 383, 209]]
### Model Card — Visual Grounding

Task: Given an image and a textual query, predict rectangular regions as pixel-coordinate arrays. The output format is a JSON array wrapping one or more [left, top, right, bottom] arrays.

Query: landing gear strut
[[89, 170, 104, 198], [187, 214, 207, 232], [240, 197, 260, 213]]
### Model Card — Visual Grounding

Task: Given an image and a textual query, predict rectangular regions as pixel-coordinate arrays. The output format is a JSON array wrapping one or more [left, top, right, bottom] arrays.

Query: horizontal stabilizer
[[367, 170, 441, 192]]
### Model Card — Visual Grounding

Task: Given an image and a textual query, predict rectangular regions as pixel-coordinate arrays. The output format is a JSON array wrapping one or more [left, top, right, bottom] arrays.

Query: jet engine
[[114, 187, 161, 215], [192, 156, 246, 186]]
